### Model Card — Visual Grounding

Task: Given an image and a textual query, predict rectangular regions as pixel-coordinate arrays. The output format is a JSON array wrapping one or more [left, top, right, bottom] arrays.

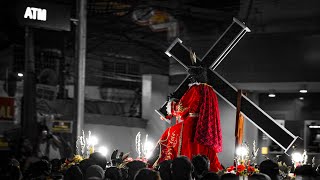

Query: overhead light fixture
[[299, 89, 308, 93], [268, 93, 276, 98], [309, 125, 320, 129], [17, 73, 24, 77], [299, 97, 304, 100], [268, 90, 276, 98], [299, 84, 307, 93]]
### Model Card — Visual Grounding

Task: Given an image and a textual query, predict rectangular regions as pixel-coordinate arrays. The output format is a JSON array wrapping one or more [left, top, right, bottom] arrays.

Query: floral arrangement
[[135, 131, 151, 160], [61, 154, 84, 171], [60, 131, 154, 171], [278, 161, 294, 180], [61, 130, 95, 171], [221, 141, 260, 176], [76, 130, 96, 159], [107, 132, 152, 170], [226, 164, 259, 176]]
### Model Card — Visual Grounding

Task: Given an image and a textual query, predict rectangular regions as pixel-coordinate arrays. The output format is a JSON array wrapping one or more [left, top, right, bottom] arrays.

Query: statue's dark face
[[188, 66, 208, 83]]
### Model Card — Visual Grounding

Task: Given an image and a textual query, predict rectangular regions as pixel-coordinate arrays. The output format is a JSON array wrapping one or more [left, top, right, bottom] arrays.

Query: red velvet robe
[[155, 83, 223, 172]]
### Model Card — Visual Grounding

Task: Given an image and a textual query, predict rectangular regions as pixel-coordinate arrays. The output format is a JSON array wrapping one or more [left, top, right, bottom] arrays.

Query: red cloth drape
[[195, 84, 222, 153], [155, 83, 223, 172]]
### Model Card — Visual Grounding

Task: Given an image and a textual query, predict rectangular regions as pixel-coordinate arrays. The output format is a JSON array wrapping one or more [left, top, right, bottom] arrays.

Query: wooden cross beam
[[155, 18, 302, 154], [235, 90, 245, 147]]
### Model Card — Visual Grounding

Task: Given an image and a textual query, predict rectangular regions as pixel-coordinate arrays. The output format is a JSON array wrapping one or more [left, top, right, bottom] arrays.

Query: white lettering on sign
[[24, 7, 47, 21]]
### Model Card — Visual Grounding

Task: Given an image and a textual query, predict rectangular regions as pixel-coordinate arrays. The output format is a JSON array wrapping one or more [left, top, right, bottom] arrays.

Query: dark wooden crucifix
[[155, 18, 302, 154]]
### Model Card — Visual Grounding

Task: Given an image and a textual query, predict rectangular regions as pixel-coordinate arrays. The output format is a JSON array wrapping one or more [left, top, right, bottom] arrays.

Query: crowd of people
[[1, 150, 320, 180]]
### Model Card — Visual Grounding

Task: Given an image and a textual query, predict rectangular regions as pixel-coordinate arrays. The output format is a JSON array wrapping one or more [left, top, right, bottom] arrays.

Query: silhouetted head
[[85, 164, 105, 180], [191, 155, 210, 180], [79, 159, 95, 175], [64, 165, 83, 180], [220, 173, 238, 180], [51, 158, 62, 172], [248, 173, 272, 180], [156, 160, 172, 180], [105, 166, 122, 180], [27, 159, 52, 178], [89, 152, 107, 170], [125, 160, 147, 180], [188, 66, 208, 84], [171, 156, 193, 180], [259, 159, 279, 179], [0, 159, 22, 180], [134, 168, 161, 180], [201, 172, 219, 180], [295, 165, 317, 177]]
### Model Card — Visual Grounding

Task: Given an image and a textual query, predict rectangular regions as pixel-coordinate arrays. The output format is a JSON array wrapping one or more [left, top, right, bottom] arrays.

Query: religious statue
[[148, 17, 301, 173], [150, 52, 223, 172]]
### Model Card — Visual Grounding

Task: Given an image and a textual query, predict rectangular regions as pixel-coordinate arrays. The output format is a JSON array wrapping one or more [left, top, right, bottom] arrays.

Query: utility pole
[[74, 0, 87, 140], [23, 26, 37, 150]]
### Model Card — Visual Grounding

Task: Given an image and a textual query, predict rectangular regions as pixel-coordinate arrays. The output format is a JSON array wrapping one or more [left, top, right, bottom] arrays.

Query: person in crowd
[[294, 164, 318, 179], [89, 152, 108, 170], [192, 155, 210, 180], [24, 159, 52, 179], [19, 137, 39, 172], [200, 172, 219, 180], [79, 159, 96, 175], [119, 166, 129, 180], [125, 160, 148, 180], [248, 173, 271, 180], [37, 126, 63, 160], [220, 173, 238, 180], [85, 164, 105, 180], [104, 166, 122, 180], [316, 164, 320, 176], [50, 158, 64, 180], [259, 159, 280, 180], [134, 168, 161, 180], [156, 159, 172, 180], [171, 156, 194, 180], [0, 158, 23, 180], [64, 165, 83, 180]]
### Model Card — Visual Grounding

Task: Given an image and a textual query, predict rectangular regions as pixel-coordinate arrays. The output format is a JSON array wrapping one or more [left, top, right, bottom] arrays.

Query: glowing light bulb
[[292, 152, 303, 163], [98, 146, 108, 156], [236, 146, 248, 157], [144, 141, 154, 158], [88, 136, 98, 146]]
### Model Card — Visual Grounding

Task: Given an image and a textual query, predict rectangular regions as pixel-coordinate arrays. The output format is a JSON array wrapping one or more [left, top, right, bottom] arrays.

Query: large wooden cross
[[155, 18, 302, 154]]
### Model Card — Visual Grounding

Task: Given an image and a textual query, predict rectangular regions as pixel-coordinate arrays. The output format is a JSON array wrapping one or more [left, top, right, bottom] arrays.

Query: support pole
[[75, 0, 87, 139], [23, 26, 37, 150], [235, 90, 244, 147]]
